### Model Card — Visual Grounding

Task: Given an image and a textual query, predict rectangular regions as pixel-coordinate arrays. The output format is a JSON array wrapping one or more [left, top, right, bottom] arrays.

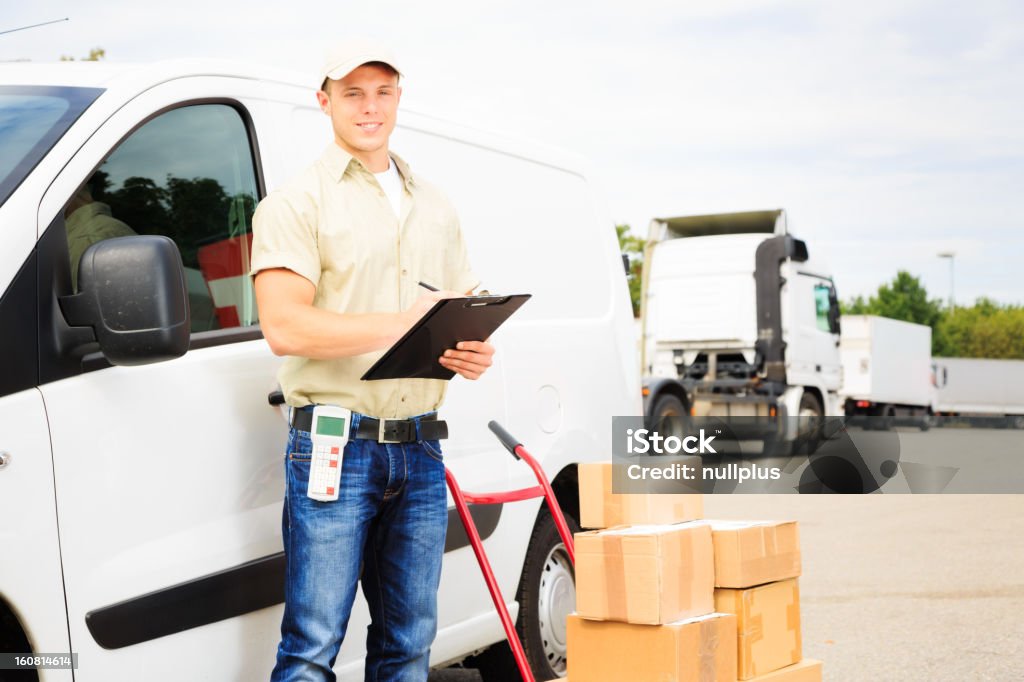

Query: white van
[[0, 60, 639, 681]]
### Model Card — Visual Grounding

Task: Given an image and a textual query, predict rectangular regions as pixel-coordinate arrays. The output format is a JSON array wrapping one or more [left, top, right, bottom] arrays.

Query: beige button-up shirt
[[66, 201, 136, 286], [251, 144, 479, 418]]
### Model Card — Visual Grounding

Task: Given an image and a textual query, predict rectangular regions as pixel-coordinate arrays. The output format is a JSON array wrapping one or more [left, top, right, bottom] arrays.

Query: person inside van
[[251, 39, 495, 681], [64, 180, 136, 288]]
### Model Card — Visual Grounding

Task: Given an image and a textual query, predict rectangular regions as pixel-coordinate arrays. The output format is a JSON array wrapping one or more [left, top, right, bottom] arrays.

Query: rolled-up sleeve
[[250, 189, 321, 287]]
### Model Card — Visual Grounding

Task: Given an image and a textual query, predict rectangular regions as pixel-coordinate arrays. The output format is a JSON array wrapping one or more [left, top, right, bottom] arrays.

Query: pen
[[418, 281, 440, 292]]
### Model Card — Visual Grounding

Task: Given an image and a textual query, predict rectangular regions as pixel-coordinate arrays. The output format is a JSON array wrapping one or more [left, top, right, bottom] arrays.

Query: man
[[64, 182, 136, 288], [251, 39, 495, 682]]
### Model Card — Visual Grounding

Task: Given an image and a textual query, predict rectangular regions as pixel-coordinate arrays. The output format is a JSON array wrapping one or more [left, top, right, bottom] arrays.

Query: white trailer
[[839, 315, 935, 428], [933, 357, 1024, 428]]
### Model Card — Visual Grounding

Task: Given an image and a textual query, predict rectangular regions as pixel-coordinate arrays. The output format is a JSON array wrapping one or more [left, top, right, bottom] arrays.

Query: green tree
[[841, 271, 943, 327], [60, 47, 106, 62], [934, 300, 1024, 359], [872, 271, 944, 327], [841, 294, 871, 315], [616, 224, 644, 317], [844, 271, 1024, 358]]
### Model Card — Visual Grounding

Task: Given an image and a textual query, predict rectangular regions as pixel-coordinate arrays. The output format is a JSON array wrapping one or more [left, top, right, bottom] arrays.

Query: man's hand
[[402, 290, 460, 329], [439, 340, 495, 380]]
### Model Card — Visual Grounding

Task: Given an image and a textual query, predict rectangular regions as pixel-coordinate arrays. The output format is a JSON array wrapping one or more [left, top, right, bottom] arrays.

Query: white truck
[[639, 209, 843, 447], [933, 357, 1024, 428], [838, 315, 935, 429], [0, 60, 638, 681]]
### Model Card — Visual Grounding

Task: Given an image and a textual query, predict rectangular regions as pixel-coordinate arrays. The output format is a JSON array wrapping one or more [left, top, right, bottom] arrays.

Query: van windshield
[[0, 85, 104, 208]]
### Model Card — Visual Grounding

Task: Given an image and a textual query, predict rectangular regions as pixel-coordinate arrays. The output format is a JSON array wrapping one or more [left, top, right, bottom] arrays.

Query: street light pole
[[937, 252, 955, 310]]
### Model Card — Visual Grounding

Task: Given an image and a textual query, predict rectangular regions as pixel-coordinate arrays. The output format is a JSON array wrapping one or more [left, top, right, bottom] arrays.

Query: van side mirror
[[59, 236, 190, 366], [622, 254, 630, 274]]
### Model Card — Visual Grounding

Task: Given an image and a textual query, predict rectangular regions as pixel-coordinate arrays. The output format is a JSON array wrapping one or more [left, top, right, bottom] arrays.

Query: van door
[[36, 80, 285, 681]]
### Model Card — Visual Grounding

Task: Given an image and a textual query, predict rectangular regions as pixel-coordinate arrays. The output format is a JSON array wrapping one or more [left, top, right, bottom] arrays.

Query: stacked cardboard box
[[707, 520, 820, 681], [570, 463, 735, 681], [578, 461, 703, 528], [568, 463, 824, 681], [575, 523, 715, 623], [567, 612, 737, 682]]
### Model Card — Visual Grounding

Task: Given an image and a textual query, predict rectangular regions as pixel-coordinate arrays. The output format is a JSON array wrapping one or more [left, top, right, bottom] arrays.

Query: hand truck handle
[[487, 421, 522, 460]]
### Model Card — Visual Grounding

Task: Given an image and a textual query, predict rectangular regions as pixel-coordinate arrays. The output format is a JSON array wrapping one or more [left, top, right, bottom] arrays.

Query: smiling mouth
[[357, 123, 383, 132]]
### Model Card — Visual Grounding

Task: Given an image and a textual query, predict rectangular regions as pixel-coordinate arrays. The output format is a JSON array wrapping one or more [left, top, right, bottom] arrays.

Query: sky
[[3, 0, 1022, 305]]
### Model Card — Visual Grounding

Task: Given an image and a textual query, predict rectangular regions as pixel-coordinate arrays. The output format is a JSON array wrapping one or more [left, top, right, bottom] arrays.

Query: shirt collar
[[320, 144, 417, 190]]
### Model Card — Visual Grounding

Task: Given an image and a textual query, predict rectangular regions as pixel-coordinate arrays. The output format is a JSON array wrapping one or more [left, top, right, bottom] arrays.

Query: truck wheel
[[472, 509, 579, 681], [794, 392, 824, 453], [880, 405, 895, 431], [649, 393, 690, 441], [1010, 416, 1024, 430]]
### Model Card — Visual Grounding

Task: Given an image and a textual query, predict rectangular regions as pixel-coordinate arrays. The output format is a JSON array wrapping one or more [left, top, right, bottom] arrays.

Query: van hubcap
[[537, 543, 574, 674]]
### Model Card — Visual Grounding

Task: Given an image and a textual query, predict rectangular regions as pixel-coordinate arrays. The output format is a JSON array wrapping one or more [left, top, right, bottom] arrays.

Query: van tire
[[0, 601, 38, 681], [472, 509, 579, 681]]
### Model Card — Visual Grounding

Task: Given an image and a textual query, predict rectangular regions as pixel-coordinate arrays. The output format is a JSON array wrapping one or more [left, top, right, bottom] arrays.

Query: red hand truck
[[445, 421, 577, 682]]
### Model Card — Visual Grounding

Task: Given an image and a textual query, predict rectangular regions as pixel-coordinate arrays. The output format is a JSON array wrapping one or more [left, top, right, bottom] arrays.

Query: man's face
[[317, 64, 401, 162]]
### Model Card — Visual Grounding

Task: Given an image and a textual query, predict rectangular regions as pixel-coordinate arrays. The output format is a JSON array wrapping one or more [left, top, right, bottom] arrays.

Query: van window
[[0, 86, 103, 208], [66, 104, 260, 332]]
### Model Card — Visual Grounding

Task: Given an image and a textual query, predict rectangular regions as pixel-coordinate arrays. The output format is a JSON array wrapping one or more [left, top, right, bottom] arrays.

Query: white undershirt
[[373, 158, 404, 219]]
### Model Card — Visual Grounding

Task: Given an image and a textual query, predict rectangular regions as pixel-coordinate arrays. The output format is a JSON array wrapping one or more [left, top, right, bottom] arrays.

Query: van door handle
[[0, 452, 10, 470]]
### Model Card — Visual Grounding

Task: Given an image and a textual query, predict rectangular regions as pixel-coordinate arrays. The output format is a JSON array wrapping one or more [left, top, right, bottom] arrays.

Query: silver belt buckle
[[378, 419, 401, 444]]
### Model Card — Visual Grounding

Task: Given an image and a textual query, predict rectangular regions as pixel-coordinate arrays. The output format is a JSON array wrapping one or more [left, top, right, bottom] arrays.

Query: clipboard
[[361, 294, 531, 381]]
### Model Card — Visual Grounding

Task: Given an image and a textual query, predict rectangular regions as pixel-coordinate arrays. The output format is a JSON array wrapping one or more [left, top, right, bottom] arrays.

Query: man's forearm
[[261, 303, 407, 359]]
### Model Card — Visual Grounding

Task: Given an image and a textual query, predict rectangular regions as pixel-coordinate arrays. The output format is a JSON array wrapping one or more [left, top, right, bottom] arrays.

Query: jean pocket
[[287, 428, 313, 460], [422, 439, 444, 463]]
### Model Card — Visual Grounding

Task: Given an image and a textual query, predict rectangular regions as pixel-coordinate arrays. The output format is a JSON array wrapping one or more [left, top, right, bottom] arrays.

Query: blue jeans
[[270, 411, 448, 682]]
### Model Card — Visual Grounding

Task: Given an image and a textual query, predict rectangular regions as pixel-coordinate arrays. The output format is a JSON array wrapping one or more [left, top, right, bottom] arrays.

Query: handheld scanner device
[[307, 405, 352, 502]]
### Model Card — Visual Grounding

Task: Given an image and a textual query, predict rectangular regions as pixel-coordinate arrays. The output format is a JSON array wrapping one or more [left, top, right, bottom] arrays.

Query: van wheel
[[472, 509, 579, 681], [648, 393, 690, 442], [0, 602, 38, 682]]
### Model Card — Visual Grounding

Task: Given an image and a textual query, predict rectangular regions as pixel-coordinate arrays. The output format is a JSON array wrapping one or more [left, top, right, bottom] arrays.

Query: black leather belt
[[290, 409, 448, 443]]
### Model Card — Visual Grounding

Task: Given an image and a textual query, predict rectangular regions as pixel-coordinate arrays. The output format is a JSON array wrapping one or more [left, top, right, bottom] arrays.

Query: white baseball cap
[[319, 38, 403, 88]]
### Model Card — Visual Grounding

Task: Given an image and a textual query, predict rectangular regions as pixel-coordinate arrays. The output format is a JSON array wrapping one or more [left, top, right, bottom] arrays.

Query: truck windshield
[[0, 85, 104, 208]]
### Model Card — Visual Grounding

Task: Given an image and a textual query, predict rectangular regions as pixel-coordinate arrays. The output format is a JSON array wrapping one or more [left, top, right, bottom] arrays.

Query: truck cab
[[640, 209, 842, 446]]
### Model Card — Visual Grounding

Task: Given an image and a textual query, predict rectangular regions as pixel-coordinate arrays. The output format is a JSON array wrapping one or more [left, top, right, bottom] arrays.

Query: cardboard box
[[714, 578, 802, 680], [576, 522, 714, 624], [748, 659, 823, 681], [578, 462, 703, 528], [567, 612, 738, 682], [709, 520, 801, 588]]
